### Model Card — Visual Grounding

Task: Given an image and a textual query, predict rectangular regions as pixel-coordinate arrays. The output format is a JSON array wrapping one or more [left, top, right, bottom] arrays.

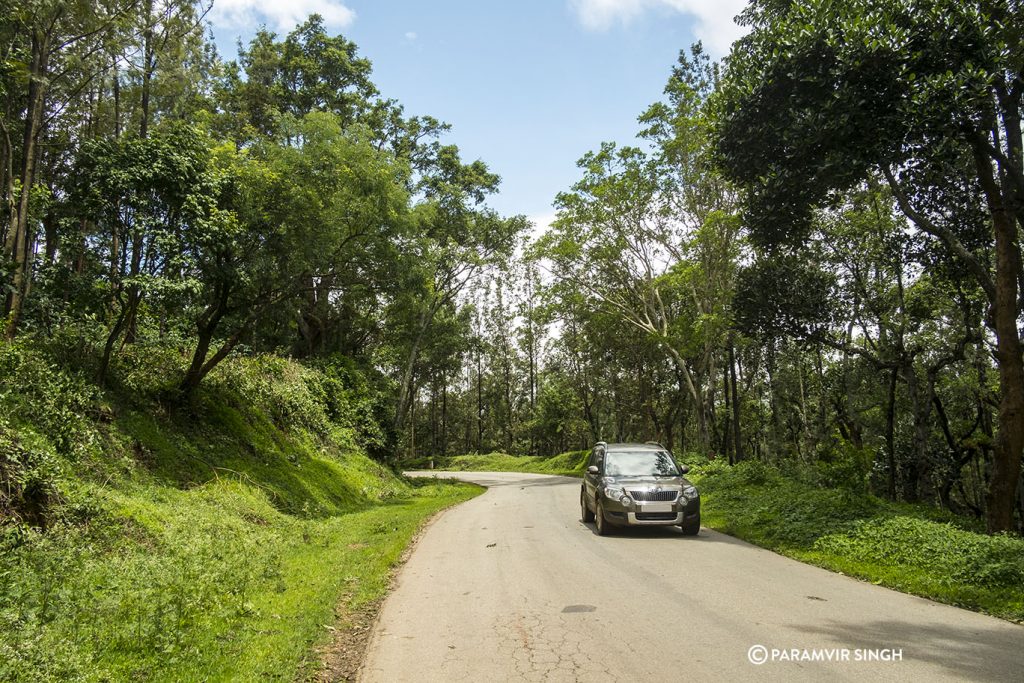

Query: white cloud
[[569, 0, 748, 55], [405, 31, 418, 41], [209, 0, 356, 32]]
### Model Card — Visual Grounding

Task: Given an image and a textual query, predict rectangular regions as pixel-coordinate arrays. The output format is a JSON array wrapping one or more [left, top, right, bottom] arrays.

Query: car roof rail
[[645, 441, 664, 448], [595, 441, 607, 447]]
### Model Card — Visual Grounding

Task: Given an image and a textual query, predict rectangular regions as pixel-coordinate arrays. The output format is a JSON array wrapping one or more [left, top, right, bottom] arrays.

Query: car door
[[583, 446, 603, 506]]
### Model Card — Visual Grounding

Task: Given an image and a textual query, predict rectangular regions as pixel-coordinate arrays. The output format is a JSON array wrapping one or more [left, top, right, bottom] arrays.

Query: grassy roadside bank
[[437, 451, 589, 477], [438, 452, 1024, 623], [0, 340, 482, 682]]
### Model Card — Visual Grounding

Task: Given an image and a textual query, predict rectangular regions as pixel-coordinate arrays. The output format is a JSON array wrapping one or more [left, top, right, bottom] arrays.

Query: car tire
[[680, 516, 700, 536], [595, 501, 613, 536], [581, 489, 595, 523]]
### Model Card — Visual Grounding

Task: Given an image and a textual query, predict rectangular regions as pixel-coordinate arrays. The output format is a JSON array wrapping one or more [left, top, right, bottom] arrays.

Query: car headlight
[[681, 485, 698, 500], [603, 485, 625, 499]]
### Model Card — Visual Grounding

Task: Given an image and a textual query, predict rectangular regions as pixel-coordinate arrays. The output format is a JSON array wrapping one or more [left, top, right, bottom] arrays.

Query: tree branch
[[883, 167, 996, 302]]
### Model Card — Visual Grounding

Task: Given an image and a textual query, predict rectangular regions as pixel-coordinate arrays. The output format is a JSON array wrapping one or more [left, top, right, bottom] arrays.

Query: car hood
[[611, 475, 694, 489]]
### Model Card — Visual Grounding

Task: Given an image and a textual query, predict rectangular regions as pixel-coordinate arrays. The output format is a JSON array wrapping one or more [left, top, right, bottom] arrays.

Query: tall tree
[[2, 0, 139, 336], [716, 0, 1023, 532]]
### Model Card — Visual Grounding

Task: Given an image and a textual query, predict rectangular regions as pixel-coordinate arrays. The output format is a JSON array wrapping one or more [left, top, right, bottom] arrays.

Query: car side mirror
[[587, 465, 600, 475], [678, 465, 690, 474]]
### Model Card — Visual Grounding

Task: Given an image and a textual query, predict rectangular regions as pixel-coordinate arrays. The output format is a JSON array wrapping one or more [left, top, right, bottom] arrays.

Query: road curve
[[358, 472, 1023, 682]]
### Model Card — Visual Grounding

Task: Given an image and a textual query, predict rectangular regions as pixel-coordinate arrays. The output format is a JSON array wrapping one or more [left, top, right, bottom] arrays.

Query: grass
[[438, 450, 590, 477], [0, 340, 483, 681], [438, 451, 1024, 623]]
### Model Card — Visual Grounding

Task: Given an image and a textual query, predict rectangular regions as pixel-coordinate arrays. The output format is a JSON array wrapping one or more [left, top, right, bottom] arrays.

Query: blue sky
[[207, 0, 748, 227]]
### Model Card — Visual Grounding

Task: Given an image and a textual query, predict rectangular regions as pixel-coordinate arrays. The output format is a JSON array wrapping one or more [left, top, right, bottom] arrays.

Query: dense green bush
[[0, 341, 98, 459], [813, 517, 1024, 589], [215, 354, 333, 436], [810, 440, 874, 493], [0, 424, 65, 530], [110, 344, 189, 399]]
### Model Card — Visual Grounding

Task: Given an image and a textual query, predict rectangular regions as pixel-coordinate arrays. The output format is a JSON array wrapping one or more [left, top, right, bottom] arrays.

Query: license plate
[[642, 503, 672, 513]]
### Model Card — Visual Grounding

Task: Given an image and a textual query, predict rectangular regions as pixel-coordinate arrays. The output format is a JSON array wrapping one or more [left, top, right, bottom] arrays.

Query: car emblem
[[654, 486, 661, 493]]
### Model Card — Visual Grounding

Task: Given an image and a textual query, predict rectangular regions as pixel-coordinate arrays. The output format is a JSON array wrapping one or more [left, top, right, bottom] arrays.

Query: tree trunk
[[664, 344, 709, 453], [112, 58, 121, 138], [721, 359, 733, 464], [122, 230, 144, 345], [140, 0, 155, 139], [394, 322, 427, 434], [766, 341, 781, 457], [98, 300, 130, 385], [729, 337, 744, 462], [441, 378, 448, 457], [985, 206, 1024, 532], [972, 137, 1024, 533], [885, 369, 898, 500], [180, 323, 218, 397], [901, 365, 934, 503], [4, 30, 51, 337], [476, 346, 483, 451], [179, 283, 234, 398]]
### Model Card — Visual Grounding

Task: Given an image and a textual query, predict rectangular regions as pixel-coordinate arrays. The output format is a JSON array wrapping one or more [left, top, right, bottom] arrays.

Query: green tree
[[716, 0, 1023, 532], [178, 113, 407, 397]]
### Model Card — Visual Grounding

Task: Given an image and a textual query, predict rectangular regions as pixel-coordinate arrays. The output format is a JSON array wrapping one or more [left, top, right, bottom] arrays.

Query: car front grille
[[628, 489, 678, 502], [635, 512, 678, 521]]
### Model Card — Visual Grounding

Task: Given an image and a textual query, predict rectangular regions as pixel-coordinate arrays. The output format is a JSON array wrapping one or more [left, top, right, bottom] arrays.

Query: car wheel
[[680, 515, 700, 536], [581, 489, 595, 523], [595, 501, 613, 536]]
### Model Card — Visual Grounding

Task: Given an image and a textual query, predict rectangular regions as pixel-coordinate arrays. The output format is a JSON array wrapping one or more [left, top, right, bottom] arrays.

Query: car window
[[604, 450, 679, 477]]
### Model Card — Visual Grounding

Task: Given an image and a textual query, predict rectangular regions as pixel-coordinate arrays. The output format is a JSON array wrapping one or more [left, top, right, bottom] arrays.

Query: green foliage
[[108, 344, 189, 399], [0, 340, 98, 459], [0, 425, 65, 530], [215, 354, 334, 437], [443, 450, 590, 477], [813, 518, 1024, 590], [814, 441, 874, 493]]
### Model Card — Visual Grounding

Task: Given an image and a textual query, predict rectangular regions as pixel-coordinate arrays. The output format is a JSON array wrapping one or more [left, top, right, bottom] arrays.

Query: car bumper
[[602, 497, 700, 527]]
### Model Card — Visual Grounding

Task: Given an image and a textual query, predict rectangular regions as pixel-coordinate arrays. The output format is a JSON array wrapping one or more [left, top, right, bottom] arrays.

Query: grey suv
[[581, 442, 700, 536]]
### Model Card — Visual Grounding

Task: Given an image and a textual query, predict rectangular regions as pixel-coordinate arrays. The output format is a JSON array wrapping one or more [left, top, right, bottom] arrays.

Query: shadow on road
[[788, 617, 1024, 682], [581, 521, 729, 541]]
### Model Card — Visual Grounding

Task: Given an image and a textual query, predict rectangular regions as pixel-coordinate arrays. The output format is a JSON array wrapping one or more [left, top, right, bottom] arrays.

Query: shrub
[[213, 355, 332, 436], [0, 424, 65, 530], [0, 341, 98, 459], [110, 343, 187, 399], [813, 441, 873, 493], [813, 517, 1024, 589]]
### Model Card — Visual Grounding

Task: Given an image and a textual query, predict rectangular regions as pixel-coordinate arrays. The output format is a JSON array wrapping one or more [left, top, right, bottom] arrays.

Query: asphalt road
[[358, 471, 1024, 682]]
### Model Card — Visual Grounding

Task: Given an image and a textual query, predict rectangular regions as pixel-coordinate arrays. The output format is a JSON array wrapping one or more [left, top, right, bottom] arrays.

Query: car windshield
[[604, 450, 679, 477]]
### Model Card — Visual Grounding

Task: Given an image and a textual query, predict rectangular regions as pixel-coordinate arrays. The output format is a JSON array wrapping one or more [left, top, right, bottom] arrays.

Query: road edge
[[312, 479, 489, 682]]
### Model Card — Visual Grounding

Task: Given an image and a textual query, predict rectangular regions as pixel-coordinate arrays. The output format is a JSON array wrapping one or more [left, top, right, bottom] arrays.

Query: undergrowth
[[438, 450, 589, 477]]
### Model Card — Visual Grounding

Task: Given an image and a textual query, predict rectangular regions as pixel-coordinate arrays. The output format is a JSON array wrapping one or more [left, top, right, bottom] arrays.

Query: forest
[[1, 0, 1021, 562]]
